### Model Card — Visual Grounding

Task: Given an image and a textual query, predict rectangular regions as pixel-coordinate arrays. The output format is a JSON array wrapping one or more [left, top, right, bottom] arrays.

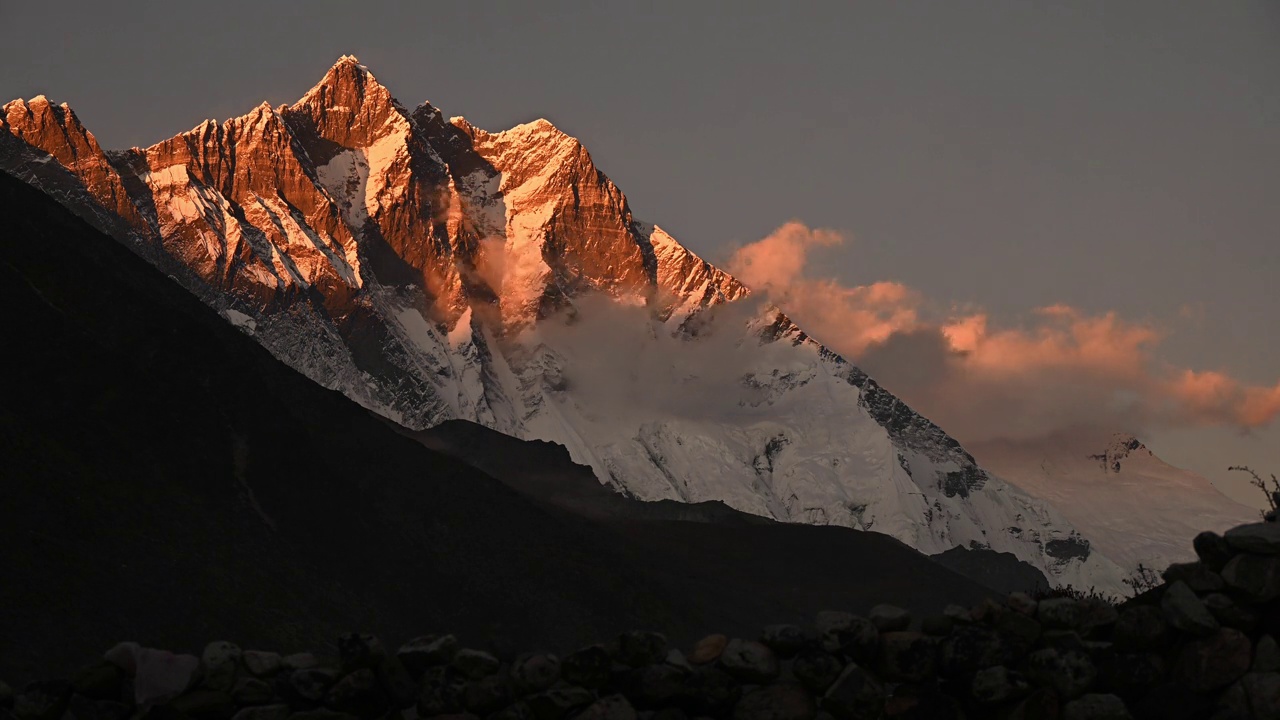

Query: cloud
[[727, 221, 1280, 443]]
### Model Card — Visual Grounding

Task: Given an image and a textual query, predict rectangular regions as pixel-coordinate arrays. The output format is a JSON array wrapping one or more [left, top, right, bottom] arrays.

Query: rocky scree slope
[[0, 56, 1124, 592]]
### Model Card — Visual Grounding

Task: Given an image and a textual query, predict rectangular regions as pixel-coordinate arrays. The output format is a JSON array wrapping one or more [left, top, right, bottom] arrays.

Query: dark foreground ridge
[[3, 520, 1278, 720], [0, 166, 999, 682]]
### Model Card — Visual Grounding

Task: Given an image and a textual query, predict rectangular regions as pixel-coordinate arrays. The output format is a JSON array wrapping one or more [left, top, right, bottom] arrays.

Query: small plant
[[1228, 465, 1280, 521], [1123, 562, 1161, 595], [1032, 584, 1119, 605]]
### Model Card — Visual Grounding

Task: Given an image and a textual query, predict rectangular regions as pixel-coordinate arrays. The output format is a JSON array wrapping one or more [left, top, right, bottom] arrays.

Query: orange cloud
[[728, 221, 1280, 442]]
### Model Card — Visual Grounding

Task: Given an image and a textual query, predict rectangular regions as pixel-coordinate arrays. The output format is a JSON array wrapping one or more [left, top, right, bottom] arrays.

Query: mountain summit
[[1, 56, 1127, 591]]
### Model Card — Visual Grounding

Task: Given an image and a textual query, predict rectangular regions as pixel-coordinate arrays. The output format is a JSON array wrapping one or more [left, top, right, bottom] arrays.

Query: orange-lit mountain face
[[1, 56, 1133, 592]]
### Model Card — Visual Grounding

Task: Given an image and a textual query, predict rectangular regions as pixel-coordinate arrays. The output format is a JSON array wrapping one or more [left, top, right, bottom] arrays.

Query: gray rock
[[919, 615, 953, 637], [1221, 553, 1280, 602], [814, 612, 855, 635], [790, 648, 843, 696], [512, 654, 561, 695], [1255, 635, 1280, 672], [732, 685, 815, 720], [867, 605, 910, 633], [759, 625, 810, 658], [1098, 652, 1164, 691], [12, 681, 71, 720], [452, 650, 501, 680], [1026, 648, 1097, 700], [1162, 562, 1225, 593], [1177, 627, 1252, 693], [685, 667, 740, 717], [416, 666, 466, 717], [625, 664, 691, 708], [1037, 598, 1085, 630], [133, 648, 201, 706], [615, 633, 668, 669], [822, 664, 884, 720], [397, 635, 459, 678], [942, 605, 973, 624], [229, 704, 291, 720], [573, 695, 637, 720], [877, 632, 935, 683], [281, 654, 321, 672], [1239, 672, 1280, 720], [688, 636, 728, 666], [102, 643, 140, 676], [1061, 693, 1132, 720], [288, 668, 339, 705], [1113, 606, 1167, 651], [526, 683, 595, 720], [492, 701, 538, 720], [288, 710, 361, 720], [241, 652, 281, 679], [970, 665, 1028, 705], [462, 674, 512, 715], [1195, 531, 1236, 571], [1079, 599, 1120, 631], [337, 634, 388, 674], [994, 610, 1042, 658], [202, 642, 242, 692], [718, 640, 778, 683], [1224, 522, 1280, 554], [231, 677, 274, 706], [819, 618, 878, 664], [664, 650, 693, 672], [326, 668, 390, 718], [1007, 592, 1038, 616], [1160, 580, 1220, 636], [1204, 593, 1260, 632], [170, 689, 236, 720], [939, 624, 1005, 677], [560, 646, 612, 690]]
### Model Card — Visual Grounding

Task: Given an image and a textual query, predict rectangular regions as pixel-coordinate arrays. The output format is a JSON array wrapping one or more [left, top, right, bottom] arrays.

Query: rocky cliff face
[[0, 56, 1128, 592]]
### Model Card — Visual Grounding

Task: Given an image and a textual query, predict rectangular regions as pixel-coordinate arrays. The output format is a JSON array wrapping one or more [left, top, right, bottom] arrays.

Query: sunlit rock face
[[0, 56, 1131, 593]]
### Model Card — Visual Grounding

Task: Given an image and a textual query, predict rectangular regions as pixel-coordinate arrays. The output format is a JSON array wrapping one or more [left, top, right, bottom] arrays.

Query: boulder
[[525, 683, 595, 720], [1255, 635, 1280, 672], [1177, 627, 1252, 693], [1037, 598, 1085, 631], [1026, 648, 1097, 700], [939, 625, 1005, 677], [821, 664, 884, 720], [760, 626, 810, 658], [970, 665, 1029, 705], [1239, 672, 1280, 720], [512, 654, 561, 695], [336, 635, 387, 674], [718, 640, 779, 683], [288, 668, 340, 706], [733, 686, 815, 720], [1161, 562, 1225, 593], [1061, 693, 1132, 720], [1203, 593, 1260, 633], [1224, 523, 1280, 555], [230, 678, 275, 706], [615, 633, 669, 669], [1160, 581, 1219, 636], [281, 654, 321, 672], [877, 632, 935, 683], [462, 675, 512, 715], [1007, 592, 1038, 617], [689, 636, 729, 666], [561, 646, 612, 689], [791, 648, 843, 695], [11, 681, 71, 720], [573, 695, 637, 720], [1113, 606, 1167, 651], [397, 636, 459, 679], [242, 652, 282, 679], [919, 615, 954, 637], [72, 662, 125, 701], [1193, 531, 1236, 572], [229, 704, 291, 720], [324, 669, 388, 718], [867, 605, 910, 633], [416, 666, 466, 717], [1221, 553, 1280, 603], [452, 650, 501, 680], [625, 664, 690, 708], [134, 649, 201, 706], [170, 689, 236, 720]]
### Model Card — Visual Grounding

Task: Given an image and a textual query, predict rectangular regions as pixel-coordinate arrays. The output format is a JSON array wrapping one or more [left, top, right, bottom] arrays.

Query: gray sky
[[3, 1, 1277, 503]]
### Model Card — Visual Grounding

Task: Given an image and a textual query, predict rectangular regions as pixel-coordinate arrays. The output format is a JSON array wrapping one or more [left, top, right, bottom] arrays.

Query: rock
[[416, 666, 466, 717], [942, 605, 973, 624], [1097, 652, 1164, 691], [718, 640, 778, 683], [1162, 562, 1225, 593], [689, 636, 728, 666], [374, 655, 417, 710], [525, 683, 595, 720], [462, 675, 512, 715], [970, 665, 1029, 705], [615, 633, 669, 669], [920, 615, 953, 637], [512, 654, 561, 695], [281, 654, 321, 672], [397, 635, 459, 678], [939, 625, 1005, 677], [201, 642, 243, 692], [561, 646, 613, 690], [1255, 635, 1280, 672], [453, 650, 501, 680], [573, 695, 637, 720], [1026, 648, 1097, 700], [492, 702, 538, 720], [1038, 598, 1085, 630], [820, 618, 878, 664], [1128, 682, 1213, 720], [134, 649, 202, 706], [791, 648, 843, 695], [821, 664, 884, 720], [230, 704, 292, 720], [733, 685, 815, 720], [814, 612, 855, 634], [91, 699, 131, 720], [288, 668, 340, 706], [760, 626, 810, 658], [1061, 693, 1132, 720], [1078, 599, 1119, 632], [1113, 606, 1167, 651], [867, 605, 910, 633], [1194, 531, 1236, 572], [995, 611, 1042, 659], [242, 652, 282, 679], [1239, 672, 1280, 720], [1160, 581, 1220, 636], [12, 681, 72, 720], [231, 678, 275, 706], [684, 667, 739, 717], [1007, 592, 1038, 617], [287, 710, 361, 720], [170, 689, 236, 720], [1221, 553, 1280, 602], [877, 632, 935, 683], [1008, 688, 1059, 720], [103, 643, 140, 676], [326, 669, 389, 718], [1177, 627, 1252, 693], [1203, 593, 1259, 632], [1224, 523, 1280, 555], [664, 650, 693, 672], [336, 635, 387, 674], [72, 662, 125, 701], [625, 664, 690, 708]]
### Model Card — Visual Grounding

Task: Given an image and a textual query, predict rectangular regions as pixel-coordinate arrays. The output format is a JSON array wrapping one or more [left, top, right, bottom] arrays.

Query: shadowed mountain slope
[[0, 171, 997, 682]]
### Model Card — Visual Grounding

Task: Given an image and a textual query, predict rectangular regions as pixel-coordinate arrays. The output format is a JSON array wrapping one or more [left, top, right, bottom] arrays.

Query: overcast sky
[[2, 1, 1276, 503]]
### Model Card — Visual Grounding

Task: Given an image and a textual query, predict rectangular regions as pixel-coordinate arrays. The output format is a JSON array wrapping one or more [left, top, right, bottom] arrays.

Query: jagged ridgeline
[[1, 56, 1124, 591]]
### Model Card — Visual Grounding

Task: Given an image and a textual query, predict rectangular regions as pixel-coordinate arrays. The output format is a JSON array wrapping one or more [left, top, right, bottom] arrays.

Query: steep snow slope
[[1, 56, 1128, 592], [970, 432, 1257, 576]]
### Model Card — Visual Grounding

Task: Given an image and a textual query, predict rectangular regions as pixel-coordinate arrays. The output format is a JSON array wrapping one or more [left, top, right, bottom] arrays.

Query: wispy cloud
[[727, 221, 1280, 443]]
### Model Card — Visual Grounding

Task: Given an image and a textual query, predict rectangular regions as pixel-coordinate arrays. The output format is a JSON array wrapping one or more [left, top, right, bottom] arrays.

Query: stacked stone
[[2, 524, 1278, 720]]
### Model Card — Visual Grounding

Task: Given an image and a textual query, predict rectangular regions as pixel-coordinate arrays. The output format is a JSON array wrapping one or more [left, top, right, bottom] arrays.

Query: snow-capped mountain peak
[[1, 56, 1136, 593]]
